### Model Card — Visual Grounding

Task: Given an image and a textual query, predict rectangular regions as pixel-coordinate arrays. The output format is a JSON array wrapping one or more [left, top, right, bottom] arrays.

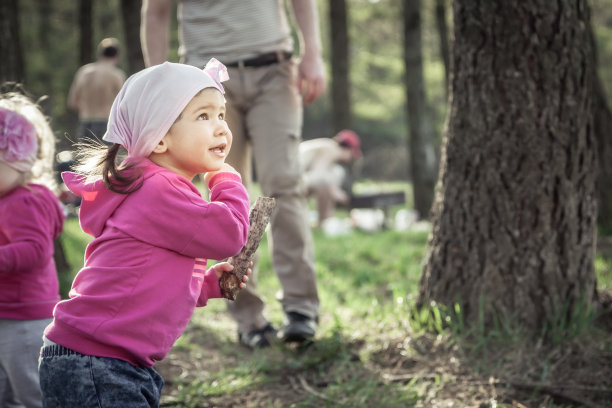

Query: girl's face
[[0, 159, 24, 197], [156, 88, 231, 180]]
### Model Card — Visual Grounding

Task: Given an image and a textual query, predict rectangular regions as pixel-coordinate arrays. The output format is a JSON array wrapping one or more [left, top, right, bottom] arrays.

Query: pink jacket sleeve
[[0, 193, 62, 273], [196, 266, 224, 306], [109, 171, 250, 261]]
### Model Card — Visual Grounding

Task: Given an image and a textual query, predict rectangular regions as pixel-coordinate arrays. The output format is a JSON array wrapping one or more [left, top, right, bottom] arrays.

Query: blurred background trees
[[3, 0, 612, 225], [1, 0, 437, 182], [5, 0, 612, 180]]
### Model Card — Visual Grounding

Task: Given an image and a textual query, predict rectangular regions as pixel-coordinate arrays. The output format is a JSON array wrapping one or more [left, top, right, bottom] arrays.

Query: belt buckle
[[276, 50, 284, 64]]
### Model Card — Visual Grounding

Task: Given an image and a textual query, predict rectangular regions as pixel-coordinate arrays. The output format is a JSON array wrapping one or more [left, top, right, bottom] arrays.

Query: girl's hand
[[203, 163, 240, 185], [212, 261, 252, 289]]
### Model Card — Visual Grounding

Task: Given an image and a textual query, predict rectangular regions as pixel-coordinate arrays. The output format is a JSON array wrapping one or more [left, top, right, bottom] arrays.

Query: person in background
[[67, 37, 125, 143], [141, 0, 327, 348], [39, 60, 252, 407], [0, 91, 65, 408], [300, 129, 363, 226]]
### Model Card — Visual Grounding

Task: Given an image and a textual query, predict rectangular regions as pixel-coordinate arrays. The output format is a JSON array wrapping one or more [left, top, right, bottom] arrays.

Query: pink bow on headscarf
[[0, 107, 38, 172], [103, 59, 229, 158], [203, 58, 229, 93]]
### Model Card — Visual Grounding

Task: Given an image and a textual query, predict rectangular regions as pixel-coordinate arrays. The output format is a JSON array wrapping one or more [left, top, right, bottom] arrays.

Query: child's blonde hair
[[0, 91, 57, 192]]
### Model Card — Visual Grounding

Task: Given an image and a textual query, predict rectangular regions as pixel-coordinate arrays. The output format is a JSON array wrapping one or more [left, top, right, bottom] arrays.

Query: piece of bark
[[220, 197, 276, 300]]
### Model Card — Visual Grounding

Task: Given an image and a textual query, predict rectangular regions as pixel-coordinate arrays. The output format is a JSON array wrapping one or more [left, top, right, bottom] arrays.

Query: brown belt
[[226, 51, 293, 68]]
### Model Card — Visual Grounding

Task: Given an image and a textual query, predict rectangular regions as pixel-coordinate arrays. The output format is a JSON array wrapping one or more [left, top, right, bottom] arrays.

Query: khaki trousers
[[224, 59, 319, 333]]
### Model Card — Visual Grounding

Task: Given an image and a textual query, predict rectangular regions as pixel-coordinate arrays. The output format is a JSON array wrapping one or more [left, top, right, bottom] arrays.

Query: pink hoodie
[[44, 159, 249, 367], [0, 184, 64, 320]]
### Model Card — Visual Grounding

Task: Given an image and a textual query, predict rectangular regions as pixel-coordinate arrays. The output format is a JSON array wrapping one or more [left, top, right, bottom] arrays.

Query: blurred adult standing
[[141, 0, 326, 348], [68, 38, 125, 143]]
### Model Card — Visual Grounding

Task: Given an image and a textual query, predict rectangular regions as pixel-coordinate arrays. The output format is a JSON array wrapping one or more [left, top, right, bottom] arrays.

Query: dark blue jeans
[[39, 344, 164, 408]]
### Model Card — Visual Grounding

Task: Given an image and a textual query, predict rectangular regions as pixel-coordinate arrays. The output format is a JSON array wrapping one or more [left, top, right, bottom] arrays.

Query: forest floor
[[59, 215, 612, 407], [156, 292, 612, 408]]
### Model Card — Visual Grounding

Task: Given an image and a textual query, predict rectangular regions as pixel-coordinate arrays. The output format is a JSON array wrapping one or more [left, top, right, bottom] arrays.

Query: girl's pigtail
[[102, 144, 143, 193], [73, 141, 143, 194], [101, 143, 122, 190]]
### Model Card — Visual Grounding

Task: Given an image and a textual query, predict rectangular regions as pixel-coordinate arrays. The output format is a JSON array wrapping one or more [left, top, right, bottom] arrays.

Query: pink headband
[[103, 59, 229, 158], [0, 107, 38, 172]]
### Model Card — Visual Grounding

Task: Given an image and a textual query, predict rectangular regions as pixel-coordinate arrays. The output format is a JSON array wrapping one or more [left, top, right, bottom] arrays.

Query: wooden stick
[[220, 197, 276, 300]]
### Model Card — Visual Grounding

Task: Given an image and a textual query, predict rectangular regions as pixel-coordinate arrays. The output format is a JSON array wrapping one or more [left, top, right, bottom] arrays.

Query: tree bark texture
[[120, 0, 145, 75], [403, 0, 438, 219], [419, 1, 597, 330], [220, 197, 276, 301], [0, 0, 24, 83], [329, 0, 351, 132]]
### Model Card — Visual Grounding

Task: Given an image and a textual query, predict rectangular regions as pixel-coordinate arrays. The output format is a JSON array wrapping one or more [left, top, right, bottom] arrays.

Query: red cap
[[334, 129, 362, 158]]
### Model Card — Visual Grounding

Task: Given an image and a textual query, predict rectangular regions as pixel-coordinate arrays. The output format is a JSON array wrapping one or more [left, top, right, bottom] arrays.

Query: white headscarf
[[103, 59, 229, 158]]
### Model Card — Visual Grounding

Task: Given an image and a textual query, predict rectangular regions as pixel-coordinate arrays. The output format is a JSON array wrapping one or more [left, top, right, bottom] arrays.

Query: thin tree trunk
[[37, 0, 53, 114], [53, 238, 71, 298], [121, 0, 145, 74], [419, 1, 597, 330], [329, 0, 351, 132], [403, 0, 437, 219], [434, 0, 450, 97], [589, 20, 612, 235], [79, 0, 93, 65], [594, 75, 612, 232], [39, 1, 51, 49], [0, 0, 24, 83]]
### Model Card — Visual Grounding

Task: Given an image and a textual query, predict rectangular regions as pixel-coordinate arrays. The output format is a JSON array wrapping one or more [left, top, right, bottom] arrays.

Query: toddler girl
[[0, 91, 65, 408], [39, 60, 251, 407]]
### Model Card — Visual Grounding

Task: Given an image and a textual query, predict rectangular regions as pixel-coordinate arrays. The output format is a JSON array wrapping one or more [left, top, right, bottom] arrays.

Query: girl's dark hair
[[72, 140, 143, 194]]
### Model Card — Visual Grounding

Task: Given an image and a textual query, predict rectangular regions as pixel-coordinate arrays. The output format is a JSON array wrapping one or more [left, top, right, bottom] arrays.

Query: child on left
[[0, 92, 65, 408]]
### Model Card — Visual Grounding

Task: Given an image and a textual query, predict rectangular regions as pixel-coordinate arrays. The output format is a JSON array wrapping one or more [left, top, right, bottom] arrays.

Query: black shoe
[[281, 312, 317, 343], [238, 323, 277, 349]]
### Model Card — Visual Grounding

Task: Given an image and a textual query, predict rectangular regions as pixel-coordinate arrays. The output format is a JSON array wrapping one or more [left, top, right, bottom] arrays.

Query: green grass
[[57, 217, 90, 297], [595, 255, 612, 292]]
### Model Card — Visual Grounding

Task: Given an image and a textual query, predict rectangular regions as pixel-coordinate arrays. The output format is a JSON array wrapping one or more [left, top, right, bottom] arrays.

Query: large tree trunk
[[419, 1, 597, 330], [403, 0, 437, 219], [121, 0, 145, 75], [329, 0, 351, 132], [0, 0, 24, 83]]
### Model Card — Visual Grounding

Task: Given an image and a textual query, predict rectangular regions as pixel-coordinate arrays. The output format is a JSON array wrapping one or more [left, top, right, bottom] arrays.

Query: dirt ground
[[156, 297, 612, 408]]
